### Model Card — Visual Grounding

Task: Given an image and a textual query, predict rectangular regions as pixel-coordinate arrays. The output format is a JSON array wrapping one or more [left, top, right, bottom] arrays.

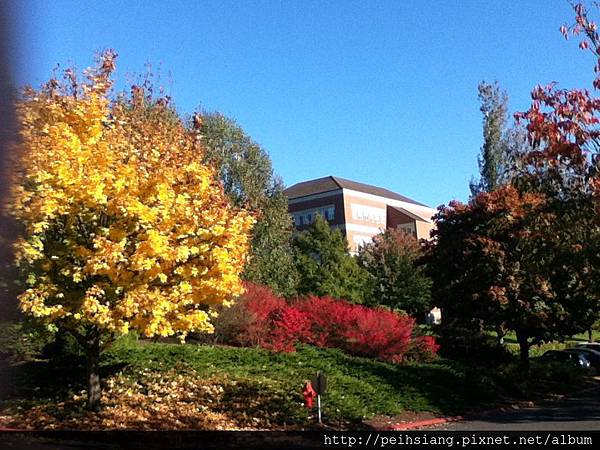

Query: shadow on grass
[[103, 341, 486, 418], [128, 342, 511, 417], [215, 379, 307, 427], [3, 340, 581, 425], [0, 355, 127, 405]]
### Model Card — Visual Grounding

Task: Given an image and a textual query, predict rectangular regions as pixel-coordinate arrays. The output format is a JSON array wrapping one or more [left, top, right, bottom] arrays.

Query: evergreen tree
[[358, 228, 431, 318], [242, 184, 299, 296], [294, 215, 369, 303], [470, 81, 509, 196]]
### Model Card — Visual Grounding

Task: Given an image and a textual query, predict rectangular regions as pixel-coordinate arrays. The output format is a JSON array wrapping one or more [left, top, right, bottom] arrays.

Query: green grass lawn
[[105, 339, 484, 422], [1, 332, 590, 430], [0, 338, 497, 427], [495, 330, 600, 357]]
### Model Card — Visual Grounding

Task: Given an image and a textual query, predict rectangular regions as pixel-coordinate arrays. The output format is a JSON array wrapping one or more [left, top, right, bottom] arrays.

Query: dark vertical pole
[[86, 332, 101, 411], [0, 0, 18, 402]]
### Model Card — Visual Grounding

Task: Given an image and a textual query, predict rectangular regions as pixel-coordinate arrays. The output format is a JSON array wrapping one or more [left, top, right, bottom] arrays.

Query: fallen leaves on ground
[[1, 367, 304, 430]]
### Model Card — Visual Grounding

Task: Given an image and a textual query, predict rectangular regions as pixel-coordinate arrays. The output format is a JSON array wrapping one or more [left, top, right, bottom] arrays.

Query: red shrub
[[292, 296, 347, 347], [343, 307, 415, 363], [421, 335, 441, 353], [224, 283, 438, 363], [264, 306, 311, 353], [294, 296, 415, 362], [234, 283, 286, 347], [413, 335, 441, 354]]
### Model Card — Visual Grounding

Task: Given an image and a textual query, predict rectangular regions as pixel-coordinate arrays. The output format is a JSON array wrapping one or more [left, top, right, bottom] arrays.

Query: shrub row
[[210, 283, 439, 363]]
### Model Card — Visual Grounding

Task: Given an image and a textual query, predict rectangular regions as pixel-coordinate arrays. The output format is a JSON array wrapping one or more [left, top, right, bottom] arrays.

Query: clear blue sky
[[10, 0, 596, 207]]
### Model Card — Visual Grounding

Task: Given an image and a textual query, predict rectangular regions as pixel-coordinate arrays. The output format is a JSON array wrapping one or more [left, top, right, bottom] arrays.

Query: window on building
[[325, 206, 335, 221], [398, 223, 417, 238], [291, 205, 335, 226]]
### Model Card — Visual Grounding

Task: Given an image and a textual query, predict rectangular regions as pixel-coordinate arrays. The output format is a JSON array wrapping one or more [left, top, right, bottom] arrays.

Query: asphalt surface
[[439, 387, 600, 431]]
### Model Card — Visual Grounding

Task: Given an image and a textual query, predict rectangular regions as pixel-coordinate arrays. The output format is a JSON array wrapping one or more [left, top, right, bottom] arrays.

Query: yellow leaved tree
[[5, 51, 254, 410]]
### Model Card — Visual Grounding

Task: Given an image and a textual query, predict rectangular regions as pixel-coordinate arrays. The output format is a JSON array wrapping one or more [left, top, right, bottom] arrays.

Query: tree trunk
[[86, 334, 101, 412], [516, 331, 530, 370], [496, 325, 505, 346], [588, 328, 594, 343]]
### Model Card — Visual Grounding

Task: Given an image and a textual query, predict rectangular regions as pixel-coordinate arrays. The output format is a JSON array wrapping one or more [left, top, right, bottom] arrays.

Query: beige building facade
[[285, 176, 437, 253]]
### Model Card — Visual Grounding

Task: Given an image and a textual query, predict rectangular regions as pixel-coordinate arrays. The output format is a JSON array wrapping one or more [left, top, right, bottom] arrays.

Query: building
[[284, 176, 437, 253]]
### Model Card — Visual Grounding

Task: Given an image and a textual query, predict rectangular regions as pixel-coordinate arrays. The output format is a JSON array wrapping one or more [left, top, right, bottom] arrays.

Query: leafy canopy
[[427, 2, 600, 365], [426, 187, 562, 343], [294, 215, 369, 303], [198, 112, 298, 297], [6, 51, 254, 341], [358, 228, 431, 318]]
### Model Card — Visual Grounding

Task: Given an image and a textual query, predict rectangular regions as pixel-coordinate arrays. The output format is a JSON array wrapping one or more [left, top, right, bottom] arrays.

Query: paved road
[[439, 388, 600, 431]]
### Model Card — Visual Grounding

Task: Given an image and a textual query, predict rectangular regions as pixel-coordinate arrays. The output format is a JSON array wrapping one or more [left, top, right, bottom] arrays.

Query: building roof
[[388, 206, 429, 222], [284, 175, 429, 207]]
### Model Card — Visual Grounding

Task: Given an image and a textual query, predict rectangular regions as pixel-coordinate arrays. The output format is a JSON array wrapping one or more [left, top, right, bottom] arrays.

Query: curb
[[386, 416, 464, 431]]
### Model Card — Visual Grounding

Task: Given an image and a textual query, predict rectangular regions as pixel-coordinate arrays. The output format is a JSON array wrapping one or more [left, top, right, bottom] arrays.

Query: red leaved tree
[[427, 2, 600, 367], [514, 1, 600, 343]]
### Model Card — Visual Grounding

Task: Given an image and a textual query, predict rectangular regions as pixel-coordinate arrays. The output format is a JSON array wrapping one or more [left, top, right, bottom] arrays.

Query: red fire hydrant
[[302, 380, 317, 409]]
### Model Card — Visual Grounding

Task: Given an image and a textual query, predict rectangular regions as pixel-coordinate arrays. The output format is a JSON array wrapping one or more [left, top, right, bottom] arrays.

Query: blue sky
[[10, 0, 597, 207]]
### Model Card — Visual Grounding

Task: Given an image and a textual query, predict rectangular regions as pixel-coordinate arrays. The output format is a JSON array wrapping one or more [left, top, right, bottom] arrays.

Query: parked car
[[538, 350, 591, 370], [575, 342, 600, 350], [567, 347, 600, 370]]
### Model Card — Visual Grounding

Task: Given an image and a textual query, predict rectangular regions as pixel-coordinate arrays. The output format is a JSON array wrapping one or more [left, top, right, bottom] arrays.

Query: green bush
[[529, 359, 584, 385], [436, 322, 513, 365], [0, 320, 54, 363]]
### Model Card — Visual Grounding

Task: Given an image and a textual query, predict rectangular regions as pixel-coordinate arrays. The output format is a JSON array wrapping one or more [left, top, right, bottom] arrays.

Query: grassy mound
[[1, 338, 481, 429], [0, 335, 588, 430]]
